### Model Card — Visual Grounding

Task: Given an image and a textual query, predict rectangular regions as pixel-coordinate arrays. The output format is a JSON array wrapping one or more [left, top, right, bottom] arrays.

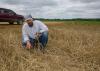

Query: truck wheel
[[17, 20, 23, 24], [9, 22, 14, 24]]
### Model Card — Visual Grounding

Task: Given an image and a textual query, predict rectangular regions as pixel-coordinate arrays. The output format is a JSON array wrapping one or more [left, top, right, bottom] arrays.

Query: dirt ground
[[0, 21, 100, 71]]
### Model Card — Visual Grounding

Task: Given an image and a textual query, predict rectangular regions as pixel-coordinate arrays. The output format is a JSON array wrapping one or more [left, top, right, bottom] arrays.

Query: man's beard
[[28, 23, 33, 27]]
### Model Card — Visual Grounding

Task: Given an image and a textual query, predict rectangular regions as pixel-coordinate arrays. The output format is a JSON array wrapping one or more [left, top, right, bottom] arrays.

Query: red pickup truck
[[0, 8, 24, 24]]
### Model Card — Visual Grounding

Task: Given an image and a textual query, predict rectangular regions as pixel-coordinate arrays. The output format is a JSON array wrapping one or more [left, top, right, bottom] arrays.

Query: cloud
[[70, 0, 99, 3], [0, 0, 100, 19]]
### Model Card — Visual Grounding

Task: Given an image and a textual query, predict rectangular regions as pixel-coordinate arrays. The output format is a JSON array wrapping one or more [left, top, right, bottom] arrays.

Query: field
[[0, 21, 100, 71]]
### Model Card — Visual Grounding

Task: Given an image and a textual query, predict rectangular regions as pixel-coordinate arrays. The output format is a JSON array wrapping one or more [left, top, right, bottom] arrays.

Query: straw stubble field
[[0, 21, 100, 71]]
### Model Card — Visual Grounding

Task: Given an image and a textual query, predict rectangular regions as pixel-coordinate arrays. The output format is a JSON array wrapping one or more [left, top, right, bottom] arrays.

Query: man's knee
[[42, 31, 48, 36], [39, 31, 48, 47]]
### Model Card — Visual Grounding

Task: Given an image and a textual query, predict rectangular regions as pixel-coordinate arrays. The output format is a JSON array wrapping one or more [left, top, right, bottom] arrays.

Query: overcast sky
[[0, 0, 100, 19]]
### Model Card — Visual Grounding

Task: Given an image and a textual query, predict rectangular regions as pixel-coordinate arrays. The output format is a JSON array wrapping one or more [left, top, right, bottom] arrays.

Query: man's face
[[26, 19, 33, 25]]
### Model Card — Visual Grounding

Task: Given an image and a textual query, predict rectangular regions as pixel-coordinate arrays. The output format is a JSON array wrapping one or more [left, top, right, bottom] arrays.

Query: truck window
[[0, 10, 4, 14]]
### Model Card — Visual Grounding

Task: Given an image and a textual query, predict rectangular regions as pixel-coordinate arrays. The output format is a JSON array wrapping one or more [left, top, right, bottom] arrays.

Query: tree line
[[34, 18, 100, 21]]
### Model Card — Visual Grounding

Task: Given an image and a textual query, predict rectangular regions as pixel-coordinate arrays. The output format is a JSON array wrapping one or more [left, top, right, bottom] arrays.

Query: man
[[22, 15, 48, 49]]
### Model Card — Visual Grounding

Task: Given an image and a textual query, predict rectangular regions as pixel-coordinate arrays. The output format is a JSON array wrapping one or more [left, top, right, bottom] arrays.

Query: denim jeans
[[22, 31, 48, 48]]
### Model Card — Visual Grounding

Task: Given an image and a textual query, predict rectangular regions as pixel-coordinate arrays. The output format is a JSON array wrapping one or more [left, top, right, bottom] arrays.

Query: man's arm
[[38, 21, 48, 33], [22, 24, 29, 42], [22, 24, 32, 49]]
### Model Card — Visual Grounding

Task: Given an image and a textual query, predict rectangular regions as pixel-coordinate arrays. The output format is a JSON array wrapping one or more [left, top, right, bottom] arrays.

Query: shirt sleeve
[[22, 24, 29, 42], [37, 21, 48, 33]]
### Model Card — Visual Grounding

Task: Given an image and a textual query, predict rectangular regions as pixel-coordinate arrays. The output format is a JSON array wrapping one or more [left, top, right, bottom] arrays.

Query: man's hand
[[26, 41, 32, 49], [35, 32, 42, 38]]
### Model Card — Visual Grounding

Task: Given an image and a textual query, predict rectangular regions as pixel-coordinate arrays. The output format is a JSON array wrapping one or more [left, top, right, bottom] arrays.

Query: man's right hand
[[26, 41, 32, 49], [35, 32, 42, 38]]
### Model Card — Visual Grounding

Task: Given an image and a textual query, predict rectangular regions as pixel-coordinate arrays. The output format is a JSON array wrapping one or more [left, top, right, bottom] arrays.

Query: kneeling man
[[22, 15, 48, 49]]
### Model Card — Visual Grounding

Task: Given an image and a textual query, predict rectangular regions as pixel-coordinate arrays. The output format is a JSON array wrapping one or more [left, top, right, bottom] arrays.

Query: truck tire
[[9, 22, 14, 24], [17, 20, 23, 24]]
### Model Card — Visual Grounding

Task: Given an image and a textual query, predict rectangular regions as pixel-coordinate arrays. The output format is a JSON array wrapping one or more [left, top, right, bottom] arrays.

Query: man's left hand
[[35, 32, 42, 38]]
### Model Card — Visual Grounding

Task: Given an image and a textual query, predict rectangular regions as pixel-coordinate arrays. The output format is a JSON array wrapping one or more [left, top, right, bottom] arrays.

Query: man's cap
[[24, 14, 33, 21]]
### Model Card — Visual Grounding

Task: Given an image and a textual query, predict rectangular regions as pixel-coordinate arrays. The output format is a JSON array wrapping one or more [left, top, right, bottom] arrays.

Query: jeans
[[22, 31, 48, 48]]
